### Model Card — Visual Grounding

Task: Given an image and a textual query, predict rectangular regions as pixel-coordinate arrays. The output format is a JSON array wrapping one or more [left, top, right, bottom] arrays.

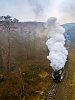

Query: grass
[[22, 64, 52, 100]]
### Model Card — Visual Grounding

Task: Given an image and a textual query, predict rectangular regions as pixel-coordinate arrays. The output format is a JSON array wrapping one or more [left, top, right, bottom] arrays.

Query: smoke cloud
[[27, 0, 51, 21], [45, 17, 68, 71]]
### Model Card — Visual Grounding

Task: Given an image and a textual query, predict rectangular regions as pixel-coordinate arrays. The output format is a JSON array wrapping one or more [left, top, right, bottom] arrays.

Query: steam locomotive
[[52, 68, 64, 82]]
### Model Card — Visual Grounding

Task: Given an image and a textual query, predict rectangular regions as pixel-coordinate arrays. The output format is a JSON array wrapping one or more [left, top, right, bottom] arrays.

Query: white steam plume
[[46, 17, 68, 71]]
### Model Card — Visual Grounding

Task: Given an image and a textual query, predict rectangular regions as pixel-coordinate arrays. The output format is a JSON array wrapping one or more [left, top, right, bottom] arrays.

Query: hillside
[[63, 23, 75, 43], [0, 21, 75, 100]]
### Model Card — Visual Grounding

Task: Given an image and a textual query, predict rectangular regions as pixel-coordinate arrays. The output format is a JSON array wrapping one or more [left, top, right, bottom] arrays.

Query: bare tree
[[0, 48, 4, 73], [13, 18, 19, 22], [0, 15, 19, 73]]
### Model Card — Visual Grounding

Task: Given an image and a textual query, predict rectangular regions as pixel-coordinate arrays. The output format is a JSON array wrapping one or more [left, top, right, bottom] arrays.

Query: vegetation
[[0, 15, 50, 100], [1, 16, 75, 100]]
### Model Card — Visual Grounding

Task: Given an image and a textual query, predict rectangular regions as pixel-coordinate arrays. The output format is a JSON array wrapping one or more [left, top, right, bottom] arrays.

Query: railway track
[[44, 64, 68, 100], [44, 83, 59, 100]]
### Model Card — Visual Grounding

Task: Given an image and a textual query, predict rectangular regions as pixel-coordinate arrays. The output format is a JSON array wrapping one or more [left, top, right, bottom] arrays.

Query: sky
[[0, 0, 75, 24]]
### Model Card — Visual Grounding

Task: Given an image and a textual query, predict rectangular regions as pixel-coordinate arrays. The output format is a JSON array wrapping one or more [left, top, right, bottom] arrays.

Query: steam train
[[52, 68, 64, 82]]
